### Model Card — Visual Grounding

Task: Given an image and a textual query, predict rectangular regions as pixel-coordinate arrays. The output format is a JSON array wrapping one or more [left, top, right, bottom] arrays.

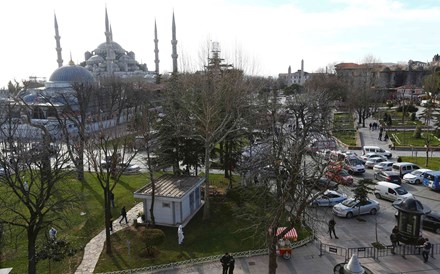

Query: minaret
[[287, 65, 292, 85], [171, 12, 178, 74], [300, 59, 305, 85], [104, 7, 115, 74], [54, 13, 63, 68], [154, 20, 160, 76]]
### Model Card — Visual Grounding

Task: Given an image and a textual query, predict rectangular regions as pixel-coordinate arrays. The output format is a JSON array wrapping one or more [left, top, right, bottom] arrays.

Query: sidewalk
[[75, 202, 144, 274]]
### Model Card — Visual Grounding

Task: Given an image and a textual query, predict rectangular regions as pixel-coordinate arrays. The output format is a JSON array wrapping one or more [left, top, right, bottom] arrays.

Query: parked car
[[374, 181, 413, 202], [343, 156, 365, 174], [373, 161, 393, 172], [361, 153, 387, 162], [365, 157, 386, 169], [374, 170, 402, 185], [422, 211, 440, 234], [402, 168, 432, 185], [305, 177, 339, 191], [310, 190, 348, 207], [325, 169, 354, 186], [422, 170, 440, 191], [332, 198, 380, 218], [119, 163, 141, 174], [362, 146, 392, 159], [392, 162, 420, 177]]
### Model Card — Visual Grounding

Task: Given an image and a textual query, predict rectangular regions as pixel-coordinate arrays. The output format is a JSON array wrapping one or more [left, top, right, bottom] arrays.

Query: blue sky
[[1, 0, 440, 88]]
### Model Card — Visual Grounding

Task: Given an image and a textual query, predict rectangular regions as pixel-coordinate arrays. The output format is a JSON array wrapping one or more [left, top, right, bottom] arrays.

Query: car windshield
[[341, 199, 357, 207], [395, 187, 408, 195], [348, 158, 361, 165]]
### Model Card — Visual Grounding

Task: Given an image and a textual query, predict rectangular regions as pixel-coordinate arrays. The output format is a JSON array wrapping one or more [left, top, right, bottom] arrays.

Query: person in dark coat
[[119, 206, 128, 224], [390, 232, 398, 254], [422, 238, 431, 263], [220, 252, 231, 274], [228, 255, 235, 274], [328, 218, 338, 239]]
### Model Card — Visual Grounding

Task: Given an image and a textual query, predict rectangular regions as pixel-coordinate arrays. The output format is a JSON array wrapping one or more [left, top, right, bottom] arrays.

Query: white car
[[333, 198, 380, 218], [361, 153, 387, 162], [402, 168, 432, 184], [373, 161, 393, 172], [310, 190, 348, 207], [365, 157, 386, 169]]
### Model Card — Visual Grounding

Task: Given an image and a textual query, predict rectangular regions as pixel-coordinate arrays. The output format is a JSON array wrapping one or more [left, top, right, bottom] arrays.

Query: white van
[[374, 181, 413, 202], [392, 162, 420, 177], [362, 146, 392, 159]]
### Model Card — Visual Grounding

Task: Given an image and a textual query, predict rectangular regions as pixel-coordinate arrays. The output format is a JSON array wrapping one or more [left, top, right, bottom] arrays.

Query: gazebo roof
[[134, 174, 205, 199]]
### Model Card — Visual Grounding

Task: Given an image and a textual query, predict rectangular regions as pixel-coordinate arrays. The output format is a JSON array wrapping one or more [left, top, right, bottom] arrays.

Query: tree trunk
[[27, 228, 37, 274], [268, 229, 278, 274], [203, 143, 211, 220], [104, 188, 112, 254]]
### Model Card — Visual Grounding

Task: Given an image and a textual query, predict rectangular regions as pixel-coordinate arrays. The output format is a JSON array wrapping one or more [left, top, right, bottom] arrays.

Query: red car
[[325, 169, 354, 186]]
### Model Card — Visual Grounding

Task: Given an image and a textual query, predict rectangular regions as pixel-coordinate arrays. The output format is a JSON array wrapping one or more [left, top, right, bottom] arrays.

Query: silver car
[[332, 198, 380, 218], [373, 161, 393, 172]]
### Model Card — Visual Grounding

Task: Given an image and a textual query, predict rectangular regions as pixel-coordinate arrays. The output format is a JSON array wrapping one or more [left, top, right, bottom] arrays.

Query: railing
[[96, 234, 315, 274], [318, 240, 438, 262]]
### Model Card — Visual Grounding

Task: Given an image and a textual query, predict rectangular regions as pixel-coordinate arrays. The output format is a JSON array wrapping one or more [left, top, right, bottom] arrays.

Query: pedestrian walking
[[119, 206, 128, 224], [422, 238, 431, 263], [379, 132, 382, 141], [390, 232, 398, 254], [392, 225, 400, 245], [384, 132, 389, 141], [328, 218, 338, 239], [228, 255, 235, 274], [369, 123, 372, 130], [220, 252, 231, 274], [109, 191, 115, 208]]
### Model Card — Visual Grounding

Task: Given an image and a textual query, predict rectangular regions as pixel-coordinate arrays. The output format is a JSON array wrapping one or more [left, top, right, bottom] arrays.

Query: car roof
[[324, 189, 340, 195], [425, 170, 440, 175], [427, 211, 440, 219], [381, 171, 400, 175], [414, 168, 431, 173]]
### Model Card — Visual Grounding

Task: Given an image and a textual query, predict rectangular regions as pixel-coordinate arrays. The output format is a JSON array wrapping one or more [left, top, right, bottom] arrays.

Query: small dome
[[86, 55, 105, 65], [49, 64, 96, 83]]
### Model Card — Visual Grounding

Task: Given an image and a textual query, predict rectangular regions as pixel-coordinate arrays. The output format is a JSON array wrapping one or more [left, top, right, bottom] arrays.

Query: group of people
[[220, 252, 235, 274]]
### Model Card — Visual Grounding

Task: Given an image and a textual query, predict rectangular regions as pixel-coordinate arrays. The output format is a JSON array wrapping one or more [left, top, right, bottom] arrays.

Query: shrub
[[410, 112, 416, 121], [396, 105, 418, 113], [413, 126, 422, 138], [138, 228, 166, 257]]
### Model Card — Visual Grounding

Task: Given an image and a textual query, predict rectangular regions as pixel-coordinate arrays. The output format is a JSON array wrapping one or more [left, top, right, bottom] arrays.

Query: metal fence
[[96, 235, 315, 274], [318, 240, 439, 262]]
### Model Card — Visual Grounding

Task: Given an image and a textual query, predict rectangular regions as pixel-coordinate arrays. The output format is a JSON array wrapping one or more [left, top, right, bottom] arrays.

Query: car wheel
[[436, 228, 440, 234], [370, 208, 377, 215], [346, 212, 354, 218], [375, 193, 381, 199], [415, 179, 420, 185]]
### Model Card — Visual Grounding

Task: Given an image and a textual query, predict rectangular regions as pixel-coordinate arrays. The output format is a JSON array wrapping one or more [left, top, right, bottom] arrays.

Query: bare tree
[[0, 103, 77, 274], [85, 133, 137, 254]]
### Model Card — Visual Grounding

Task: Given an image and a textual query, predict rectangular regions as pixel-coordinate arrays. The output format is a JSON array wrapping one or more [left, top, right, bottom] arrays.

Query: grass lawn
[[374, 110, 423, 127], [399, 156, 440, 170], [332, 130, 357, 146], [0, 172, 150, 274], [94, 190, 312, 273], [390, 131, 440, 147], [333, 113, 354, 129]]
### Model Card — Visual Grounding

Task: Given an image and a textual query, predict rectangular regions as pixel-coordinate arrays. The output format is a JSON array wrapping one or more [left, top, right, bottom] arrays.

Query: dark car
[[423, 211, 440, 234], [305, 177, 338, 191], [374, 170, 401, 185]]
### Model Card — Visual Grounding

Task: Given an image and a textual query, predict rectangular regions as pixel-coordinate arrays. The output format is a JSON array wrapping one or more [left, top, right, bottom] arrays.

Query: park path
[[74, 202, 144, 274]]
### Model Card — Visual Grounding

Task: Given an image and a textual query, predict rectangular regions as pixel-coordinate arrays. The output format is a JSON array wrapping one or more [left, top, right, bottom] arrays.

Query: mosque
[[1, 8, 178, 141]]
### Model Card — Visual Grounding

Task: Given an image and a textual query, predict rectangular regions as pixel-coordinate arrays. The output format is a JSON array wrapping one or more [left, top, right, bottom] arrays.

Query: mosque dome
[[86, 55, 105, 65], [94, 41, 126, 57], [49, 64, 96, 84]]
